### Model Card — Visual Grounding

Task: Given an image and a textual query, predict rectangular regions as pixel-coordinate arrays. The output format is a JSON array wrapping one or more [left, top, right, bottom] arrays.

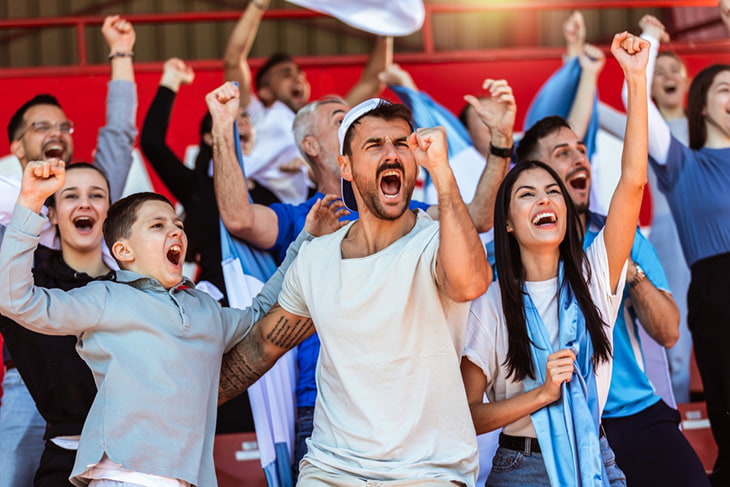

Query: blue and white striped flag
[[219, 116, 296, 487]]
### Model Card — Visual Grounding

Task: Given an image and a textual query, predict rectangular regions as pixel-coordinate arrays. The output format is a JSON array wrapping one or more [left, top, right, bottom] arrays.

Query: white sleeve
[[463, 289, 502, 387], [597, 102, 626, 139], [620, 32, 671, 164]]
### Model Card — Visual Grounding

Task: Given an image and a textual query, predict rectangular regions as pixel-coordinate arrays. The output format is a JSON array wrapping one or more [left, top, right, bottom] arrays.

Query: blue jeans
[[0, 368, 45, 487], [485, 435, 625, 486]]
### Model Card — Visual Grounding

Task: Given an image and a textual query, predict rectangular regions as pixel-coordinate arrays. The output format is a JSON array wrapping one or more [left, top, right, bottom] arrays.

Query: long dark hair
[[494, 161, 612, 381], [688, 64, 730, 150]]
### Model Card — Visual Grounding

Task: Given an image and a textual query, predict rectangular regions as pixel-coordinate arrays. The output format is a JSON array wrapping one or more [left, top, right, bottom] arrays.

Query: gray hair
[[292, 96, 348, 164]]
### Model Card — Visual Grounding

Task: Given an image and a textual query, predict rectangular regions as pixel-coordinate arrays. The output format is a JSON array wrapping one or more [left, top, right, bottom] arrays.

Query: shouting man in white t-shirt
[[218, 98, 491, 486]]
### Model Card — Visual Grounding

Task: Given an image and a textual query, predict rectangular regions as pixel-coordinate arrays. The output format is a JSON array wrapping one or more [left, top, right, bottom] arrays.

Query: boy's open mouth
[[167, 244, 182, 266]]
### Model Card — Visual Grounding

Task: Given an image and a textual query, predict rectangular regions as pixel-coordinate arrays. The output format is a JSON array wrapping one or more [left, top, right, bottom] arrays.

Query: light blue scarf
[[522, 262, 608, 487]]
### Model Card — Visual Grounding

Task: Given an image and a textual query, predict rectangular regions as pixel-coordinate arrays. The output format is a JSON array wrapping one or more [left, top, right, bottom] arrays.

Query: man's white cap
[[338, 98, 391, 212]]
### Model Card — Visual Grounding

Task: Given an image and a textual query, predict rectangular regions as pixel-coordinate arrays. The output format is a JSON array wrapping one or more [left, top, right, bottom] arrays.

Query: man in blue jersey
[[516, 115, 709, 487]]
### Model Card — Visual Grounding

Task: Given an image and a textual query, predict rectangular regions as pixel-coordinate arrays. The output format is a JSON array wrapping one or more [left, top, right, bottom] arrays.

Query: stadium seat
[[214, 432, 269, 487]]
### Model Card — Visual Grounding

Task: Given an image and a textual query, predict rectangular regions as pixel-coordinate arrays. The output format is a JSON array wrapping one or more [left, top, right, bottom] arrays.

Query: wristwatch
[[489, 143, 513, 159], [629, 262, 646, 288]]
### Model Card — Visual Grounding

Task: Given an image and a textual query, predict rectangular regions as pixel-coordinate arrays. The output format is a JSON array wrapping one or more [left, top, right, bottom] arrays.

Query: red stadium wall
[[0, 50, 728, 223]]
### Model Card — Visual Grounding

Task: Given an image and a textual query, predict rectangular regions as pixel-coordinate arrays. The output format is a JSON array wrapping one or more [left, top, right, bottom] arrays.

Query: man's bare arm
[[426, 79, 514, 234], [412, 128, 491, 302], [344, 36, 392, 106], [206, 82, 281, 249], [627, 262, 680, 347], [223, 0, 268, 107], [219, 303, 315, 404]]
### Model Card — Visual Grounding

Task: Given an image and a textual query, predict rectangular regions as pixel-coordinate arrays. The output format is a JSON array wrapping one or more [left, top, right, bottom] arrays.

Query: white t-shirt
[[278, 210, 479, 486], [463, 229, 626, 438], [245, 96, 311, 204]]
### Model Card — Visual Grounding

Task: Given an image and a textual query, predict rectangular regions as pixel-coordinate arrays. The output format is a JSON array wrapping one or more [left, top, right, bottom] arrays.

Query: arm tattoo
[[218, 304, 313, 404], [265, 305, 313, 348]]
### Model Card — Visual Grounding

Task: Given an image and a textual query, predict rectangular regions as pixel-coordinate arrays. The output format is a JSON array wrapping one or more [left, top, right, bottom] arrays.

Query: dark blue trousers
[[602, 399, 710, 487]]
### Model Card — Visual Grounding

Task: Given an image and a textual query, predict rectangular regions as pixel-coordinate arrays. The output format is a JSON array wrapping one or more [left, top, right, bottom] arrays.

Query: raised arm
[[563, 11, 586, 61], [561, 10, 605, 140], [0, 160, 105, 336], [223, 0, 268, 107], [94, 15, 137, 203], [411, 127, 491, 301], [344, 36, 392, 106], [381, 63, 473, 157], [620, 16, 672, 164], [140, 59, 199, 202], [426, 79, 514, 233], [206, 82, 280, 249], [604, 32, 650, 291], [567, 44, 605, 140]]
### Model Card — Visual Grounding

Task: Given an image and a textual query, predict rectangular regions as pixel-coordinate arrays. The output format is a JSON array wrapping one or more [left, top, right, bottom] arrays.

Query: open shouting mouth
[[167, 244, 183, 266]]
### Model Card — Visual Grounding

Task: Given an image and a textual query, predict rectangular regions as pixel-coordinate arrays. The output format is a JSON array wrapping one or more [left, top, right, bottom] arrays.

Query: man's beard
[[352, 174, 414, 221]]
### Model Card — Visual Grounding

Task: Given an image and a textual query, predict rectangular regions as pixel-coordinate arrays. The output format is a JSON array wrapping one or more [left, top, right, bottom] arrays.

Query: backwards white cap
[[338, 98, 391, 211]]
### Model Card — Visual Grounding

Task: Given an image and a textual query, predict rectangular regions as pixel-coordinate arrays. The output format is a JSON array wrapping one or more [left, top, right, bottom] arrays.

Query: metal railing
[[0, 0, 723, 78]]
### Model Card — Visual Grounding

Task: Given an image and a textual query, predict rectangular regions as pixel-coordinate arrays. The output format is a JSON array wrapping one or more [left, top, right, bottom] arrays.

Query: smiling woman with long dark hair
[[460, 32, 650, 487]]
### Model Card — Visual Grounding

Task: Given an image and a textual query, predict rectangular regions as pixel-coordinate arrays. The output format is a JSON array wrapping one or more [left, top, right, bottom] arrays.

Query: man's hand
[[102, 15, 135, 53], [206, 82, 240, 132], [611, 31, 650, 76], [18, 159, 65, 213], [409, 127, 449, 173], [579, 44, 606, 76], [463, 79, 516, 147], [563, 11, 586, 59], [279, 156, 308, 174], [160, 58, 195, 92], [377, 64, 417, 91], [639, 14, 669, 43], [303, 194, 350, 237]]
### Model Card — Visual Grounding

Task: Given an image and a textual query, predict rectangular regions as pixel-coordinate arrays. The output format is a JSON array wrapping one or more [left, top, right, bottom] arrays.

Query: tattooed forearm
[[218, 303, 314, 404], [265, 311, 313, 349], [219, 326, 269, 404]]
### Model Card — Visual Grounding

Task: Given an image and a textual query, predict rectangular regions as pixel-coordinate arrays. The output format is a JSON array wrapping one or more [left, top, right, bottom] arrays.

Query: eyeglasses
[[17, 120, 75, 139]]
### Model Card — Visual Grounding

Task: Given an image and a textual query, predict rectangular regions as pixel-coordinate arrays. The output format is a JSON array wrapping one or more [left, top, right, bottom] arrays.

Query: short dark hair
[[45, 162, 111, 209], [516, 115, 572, 163], [255, 53, 294, 91], [687, 64, 730, 150], [7, 94, 62, 144], [342, 102, 414, 157], [103, 192, 173, 253]]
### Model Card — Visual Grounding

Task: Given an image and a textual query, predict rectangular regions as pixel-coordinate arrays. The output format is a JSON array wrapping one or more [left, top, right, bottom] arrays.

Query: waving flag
[[220, 119, 296, 487], [286, 0, 425, 36]]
